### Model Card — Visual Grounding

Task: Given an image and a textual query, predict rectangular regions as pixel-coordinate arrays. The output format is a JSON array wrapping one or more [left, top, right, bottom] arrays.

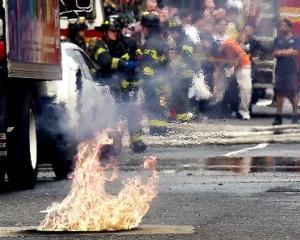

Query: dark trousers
[[115, 90, 143, 137], [143, 80, 166, 119], [172, 77, 193, 114]]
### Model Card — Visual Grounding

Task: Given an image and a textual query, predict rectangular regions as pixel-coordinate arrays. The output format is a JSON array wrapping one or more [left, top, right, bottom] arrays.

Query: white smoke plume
[[184, 25, 201, 44], [188, 71, 212, 101], [44, 52, 117, 142], [226, 0, 243, 11]]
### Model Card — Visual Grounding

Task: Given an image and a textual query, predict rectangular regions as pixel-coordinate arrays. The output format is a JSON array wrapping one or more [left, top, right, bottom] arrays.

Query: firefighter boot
[[149, 119, 168, 136], [176, 112, 194, 122], [130, 135, 147, 153]]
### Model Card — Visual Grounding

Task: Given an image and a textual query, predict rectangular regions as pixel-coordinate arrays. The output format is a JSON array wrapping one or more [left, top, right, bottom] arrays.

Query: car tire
[[52, 155, 72, 180], [7, 93, 38, 190], [36, 100, 74, 180], [38, 131, 73, 180], [51, 134, 73, 179]]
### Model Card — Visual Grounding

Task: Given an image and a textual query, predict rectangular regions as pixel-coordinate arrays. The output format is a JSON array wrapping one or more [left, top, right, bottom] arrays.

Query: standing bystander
[[273, 19, 300, 125], [221, 38, 252, 120]]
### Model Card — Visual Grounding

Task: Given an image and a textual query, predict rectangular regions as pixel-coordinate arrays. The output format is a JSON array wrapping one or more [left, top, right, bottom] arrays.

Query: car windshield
[[60, 0, 96, 19]]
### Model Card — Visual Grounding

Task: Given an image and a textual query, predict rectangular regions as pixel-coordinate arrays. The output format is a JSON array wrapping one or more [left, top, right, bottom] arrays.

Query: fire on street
[[1, 118, 300, 240]]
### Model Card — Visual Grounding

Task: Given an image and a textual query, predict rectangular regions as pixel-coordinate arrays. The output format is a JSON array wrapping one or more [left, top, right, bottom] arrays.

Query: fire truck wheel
[[7, 93, 38, 189]]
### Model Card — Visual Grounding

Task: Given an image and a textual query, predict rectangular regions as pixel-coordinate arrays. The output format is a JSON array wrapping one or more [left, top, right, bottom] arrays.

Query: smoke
[[225, 0, 243, 11], [38, 47, 159, 232], [38, 53, 117, 157], [184, 25, 201, 44], [157, 0, 260, 117], [39, 0, 275, 145], [188, 71, 212, 101], [76, 79, 117, 139]]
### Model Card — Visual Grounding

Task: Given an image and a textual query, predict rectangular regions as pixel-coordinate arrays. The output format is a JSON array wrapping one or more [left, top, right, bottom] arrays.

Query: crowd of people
[[66, 0, 300, 152]]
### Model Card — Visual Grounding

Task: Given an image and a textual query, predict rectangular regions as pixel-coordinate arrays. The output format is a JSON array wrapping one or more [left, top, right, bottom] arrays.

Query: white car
[[46, 42, 100, 128], [37, 42, 102, 179]]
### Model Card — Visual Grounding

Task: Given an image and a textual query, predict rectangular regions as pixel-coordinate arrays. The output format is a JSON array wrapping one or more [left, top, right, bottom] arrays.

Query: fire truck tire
[[0, 79, 7, 189], [7, 93, 38, 189]]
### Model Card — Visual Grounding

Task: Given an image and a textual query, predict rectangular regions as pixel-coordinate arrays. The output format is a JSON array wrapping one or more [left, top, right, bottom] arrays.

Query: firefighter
[[89, 15, 147, 153], [138, 13, 169, 135], [68, 21, 88, 51], [166, 16, 197, 121]]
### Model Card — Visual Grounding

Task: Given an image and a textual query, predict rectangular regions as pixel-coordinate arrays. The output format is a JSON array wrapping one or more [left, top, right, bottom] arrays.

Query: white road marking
[[224, 143, 269, 157]]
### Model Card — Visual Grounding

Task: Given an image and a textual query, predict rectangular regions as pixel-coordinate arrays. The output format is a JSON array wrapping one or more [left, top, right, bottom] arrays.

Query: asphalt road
[[1, 119, 300, 240]]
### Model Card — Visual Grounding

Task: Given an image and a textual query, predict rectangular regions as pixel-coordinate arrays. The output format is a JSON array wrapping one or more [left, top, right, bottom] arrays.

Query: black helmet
[[141, 12, 160, 29], [68, 22, 88, 32], [100, 15, 123, 32]]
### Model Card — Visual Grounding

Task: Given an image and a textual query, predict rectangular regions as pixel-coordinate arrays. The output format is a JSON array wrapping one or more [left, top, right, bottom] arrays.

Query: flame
[[38, 130, 159, 232]]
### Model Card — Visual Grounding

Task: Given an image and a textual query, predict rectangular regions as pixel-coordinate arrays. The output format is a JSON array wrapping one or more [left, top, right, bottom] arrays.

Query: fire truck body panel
[[60, 0, 104, 39], [6, 0, 62, 80], [0, 0, 69, 190]]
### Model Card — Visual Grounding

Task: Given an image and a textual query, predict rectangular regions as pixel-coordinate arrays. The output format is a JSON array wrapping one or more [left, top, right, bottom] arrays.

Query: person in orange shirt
[[221, 38, 252, 120]]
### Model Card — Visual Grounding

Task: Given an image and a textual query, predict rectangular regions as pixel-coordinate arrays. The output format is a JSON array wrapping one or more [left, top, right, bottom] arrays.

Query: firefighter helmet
[[141, 12, 160, 29], [100, 15, 124, 32]]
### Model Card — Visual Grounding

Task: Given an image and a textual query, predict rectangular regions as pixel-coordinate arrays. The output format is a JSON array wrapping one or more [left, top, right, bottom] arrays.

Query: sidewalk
[[143, 120, 300, 148], [253, 99, 296, 117]]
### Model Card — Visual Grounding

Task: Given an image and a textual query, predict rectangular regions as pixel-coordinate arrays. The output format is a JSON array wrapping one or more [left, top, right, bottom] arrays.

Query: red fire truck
[[60, 0, 104, 39], [280, 0, 300, 35], [0, 0, 62, 189]]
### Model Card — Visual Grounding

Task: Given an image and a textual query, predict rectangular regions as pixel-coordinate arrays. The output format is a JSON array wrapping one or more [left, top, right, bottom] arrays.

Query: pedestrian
[[273, 19, 300, 125], [138, 13, 169, 134], [211, 19, 234, 109], [221, 38, 252, 120], [89, 15, 147, 153]]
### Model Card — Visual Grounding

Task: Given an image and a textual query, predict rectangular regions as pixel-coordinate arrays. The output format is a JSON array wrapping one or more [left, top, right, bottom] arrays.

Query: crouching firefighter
[[138, 13, 170, 135], [166, 17, 197, 122], [90, 15, 147, 153]]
